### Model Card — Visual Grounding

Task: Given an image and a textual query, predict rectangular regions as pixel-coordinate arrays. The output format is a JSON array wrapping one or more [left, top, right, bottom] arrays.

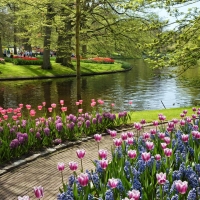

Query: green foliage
[[12, 59, 43, 65], [4, 57, 14, 63], [117, 61, 132, 69]]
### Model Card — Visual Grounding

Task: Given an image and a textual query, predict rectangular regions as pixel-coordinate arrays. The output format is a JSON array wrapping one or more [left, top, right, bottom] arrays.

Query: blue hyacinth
[[105, 189, 114, 200], [187, 188, 197, 200]]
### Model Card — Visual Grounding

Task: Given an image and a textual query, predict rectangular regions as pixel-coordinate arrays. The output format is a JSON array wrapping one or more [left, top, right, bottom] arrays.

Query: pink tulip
[[57, 162, 65, 171], [156, 172, 167, 185], [60, 100, 64, 106], [78, 109, 83, 113], [186, 117, 192, 123], [26, 104, 31, 110], [97, 99, 104, 105], [175, 180, 188, 194], [42, 102, 46, 106], [192, 107, 197, 112], [19, 103, 23, 108], [181, 134, 189, 142], [150, 129, 156, 135], [48, 107, 52, 112], [163, 137, 171, 145], [100, 159, 108, 169], [99, 149, 108, 159], [7, 108, 13, 113], [158, 132, 165, 139], [12, 115, 18, 120], [61, 107, 67, 112], [91, 102, 96, 107], [127, 132, 134, 138], [76, 102, 80, 105], [180, 113, 185, 118], [51, 103, 56, 108], [113, 138, 122, 147], [164, 148, 172, 157], [140, 119, 146, 125], [18, 196, 30, 200], [110, 130, 117, 138], [183, 109, 187, 114], [180, 119, 186, 126], [30, 109, 36, 117], [108, 178, 118, 189], [158, 114, 166, 121], [37, 105, 42, 110], [141, 152, 151, 162], [33, 186, 44, 199], [111, 103, 115, 107], [76, 149, 85, 159], [134, 123, 142, 130], [153, 120, 159, 126], [69, 161, 78, 171], [91, 99, 95, 102], [3, 115, 8, 120], [127, 137, 134, 145], [161, 143, 167, 149], [128, 189, 140, 200], [155, 154, 161, 161], [192, 114, 197, 119], [128, 150, 137, 159], [121, 132, 128, 141], [129, 100, 133, 104], [77, 173, 89, 187], [94, 134, 102, 142], [145, 141, 154, 150], [142, 132, 150, 140]]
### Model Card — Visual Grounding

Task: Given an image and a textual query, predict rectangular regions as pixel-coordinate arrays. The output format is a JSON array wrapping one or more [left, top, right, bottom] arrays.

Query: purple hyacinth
[[10, 139, 19, 149], [67, 122, 75, 130], [85, 120, 90, 128], [56, 122, 63, 132], [36, 132, 41, 140], [92, 118, 97, 124]]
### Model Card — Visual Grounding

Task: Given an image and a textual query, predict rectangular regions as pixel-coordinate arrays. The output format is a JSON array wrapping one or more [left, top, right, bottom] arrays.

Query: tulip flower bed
[[55, 109, 200, 200], [0, 99, 130, 164]]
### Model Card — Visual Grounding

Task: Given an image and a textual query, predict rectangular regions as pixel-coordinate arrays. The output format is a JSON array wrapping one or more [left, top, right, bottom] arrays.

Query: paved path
[[0, 133, 116, 200], [0, 126, 151, 200]]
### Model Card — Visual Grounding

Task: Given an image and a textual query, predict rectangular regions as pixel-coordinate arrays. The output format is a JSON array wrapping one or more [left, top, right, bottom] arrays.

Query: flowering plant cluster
[[90, 57, 115, 64], [0, 57, 5, 64], [0, 99, 130, 163], [13, 56, 38, 60], [57, 108, 200, 200]]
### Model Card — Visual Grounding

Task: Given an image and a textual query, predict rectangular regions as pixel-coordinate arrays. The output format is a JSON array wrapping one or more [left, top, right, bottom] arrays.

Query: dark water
[[0, 59, 200, 114]]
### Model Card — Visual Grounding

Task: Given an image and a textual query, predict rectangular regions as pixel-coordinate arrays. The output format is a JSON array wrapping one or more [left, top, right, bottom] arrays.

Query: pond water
[[1, 59, 200, 115]]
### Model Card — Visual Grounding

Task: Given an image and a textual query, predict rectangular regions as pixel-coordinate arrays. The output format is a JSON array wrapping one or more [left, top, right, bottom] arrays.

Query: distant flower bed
[[13, 56, 38, 60], [0, 99, 129, 164], [0, 58, 5, 64], [72, 57, 115, 64]]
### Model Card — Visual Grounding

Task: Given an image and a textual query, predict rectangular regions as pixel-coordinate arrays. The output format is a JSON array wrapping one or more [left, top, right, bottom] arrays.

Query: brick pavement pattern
[[0, 127, 151, 200]]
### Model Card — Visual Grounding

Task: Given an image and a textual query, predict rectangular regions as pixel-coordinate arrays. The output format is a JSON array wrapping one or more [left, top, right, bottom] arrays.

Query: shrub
[[13, 58, 43, 65]]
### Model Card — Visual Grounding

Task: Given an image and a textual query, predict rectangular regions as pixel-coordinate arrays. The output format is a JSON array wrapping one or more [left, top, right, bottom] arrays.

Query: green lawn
[[129, 106, 195, 123], [0, 60, 124, 78]]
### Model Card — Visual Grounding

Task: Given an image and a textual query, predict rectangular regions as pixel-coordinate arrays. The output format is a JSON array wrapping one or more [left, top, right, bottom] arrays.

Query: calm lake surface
[[0, 59, 200, 114]]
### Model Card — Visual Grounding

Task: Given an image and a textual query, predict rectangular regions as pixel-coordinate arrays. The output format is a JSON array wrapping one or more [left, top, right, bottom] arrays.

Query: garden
[[0, 99, 198, 199]]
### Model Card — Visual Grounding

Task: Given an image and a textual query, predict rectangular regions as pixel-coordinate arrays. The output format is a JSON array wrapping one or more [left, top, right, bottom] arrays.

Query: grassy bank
[[129, 106, 194, 123], [0, 59, 127, 78]]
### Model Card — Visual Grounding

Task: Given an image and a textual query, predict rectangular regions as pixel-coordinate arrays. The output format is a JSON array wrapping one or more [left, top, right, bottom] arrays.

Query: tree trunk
[[82, 45, 87, 58], [55, 35, 64, 63], [41, 4, 54, 69], [0, 32, 3, 57]]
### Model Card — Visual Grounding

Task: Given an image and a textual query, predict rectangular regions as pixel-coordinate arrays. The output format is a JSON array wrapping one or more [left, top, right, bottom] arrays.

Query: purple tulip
[[128, 189, 140, 200], [76, 149, 86, 159], [156, 172, 167, 185], [77, 173, 89, 187], [98, 149, 108, 159], [175, 180, 188, 194], [69, 161, 78, 171], [57, 162, 65, 171], [56, 122, 63, 132], [100, 159, 108, 169], [33, 186, 44, 199], [108, 178, 118, 189]]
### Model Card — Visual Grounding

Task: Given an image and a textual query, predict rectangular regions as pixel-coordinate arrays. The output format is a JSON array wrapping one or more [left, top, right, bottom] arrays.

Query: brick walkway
[[0, 127, 151, 200]]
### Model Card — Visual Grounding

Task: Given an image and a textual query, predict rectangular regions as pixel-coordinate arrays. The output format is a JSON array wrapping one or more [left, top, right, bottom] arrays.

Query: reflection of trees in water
[[42, 81, 52, 108]]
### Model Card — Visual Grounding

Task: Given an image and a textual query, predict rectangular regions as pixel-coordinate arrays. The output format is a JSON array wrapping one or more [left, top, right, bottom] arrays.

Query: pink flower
[[94, 134, 102, 142], [163, 137, 171, 145], [18, 196, 30, 200], [180, 113, 185, 118], [30, 109, 36, 117], [111, 103, 115, 107], [186, 117, 191, 123], [156, 172, 167, 185], [91, 102, 96, 107], [158, 132, 165, 139], [183, 109, 188, 114], [121, 132, 128, 141], [150, 129, 156, 135], [79, 100, 83, 104], [192, 107, 197, 112], [48, 107, 52, 112], [69, 161, 78, 171], [145, 141, 154, 150], [127, 137, 134, 145], [134, 123, 142, 130], [192, 114, 197, 119], [128, 150, 137, 159], [100, 159, 109, 169], [42, 102, 46, 106], [158, 114, 166, 121], [37, 105, 42, 110], [175, 180, 188, 194], [78, 109, 83, 113], [142, 132, 150, 140], [91, 99, 95, 102], [76, 101, 80, 106], [60, 100, 64, 106], [113, 138, 122, 147], [76, 149, 85, 159], [51, 103, 56, 108], [12, 115, 18, 120], [181, 134, 189, 142], [110, 130, 117, 138], [172, 118, 179, 124], [61, 107, 67, 112], [180, 119, 186, 126], [97, 99, 104, 105], [108, 178, 118, 189], [164, 148, 172, 157], [127, 132, 134, 138], [57, 162, 65, 171], [141, 152, 151, 162], [155, 154, 161, 161], [19, 103, 23, 108], [26, 104, 31, 110], [161, 143, 167, 149], [33, 186, 44, 199], [77, 173, 89, 187], [153, 120, 159, 126], [129, 100, 133, 105], [128, 189, 140, 200], [99, 149, 108, 159], [140, 119, 146, 124]]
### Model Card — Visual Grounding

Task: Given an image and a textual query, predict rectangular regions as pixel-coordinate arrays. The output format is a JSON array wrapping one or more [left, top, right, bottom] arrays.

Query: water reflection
[[0, 59, 199, 114]]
